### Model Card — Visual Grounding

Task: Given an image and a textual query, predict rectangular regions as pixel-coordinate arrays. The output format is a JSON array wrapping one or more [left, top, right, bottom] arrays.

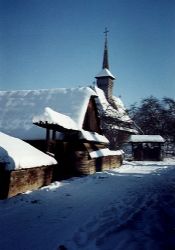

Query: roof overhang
[[33, 121, 78, 133]]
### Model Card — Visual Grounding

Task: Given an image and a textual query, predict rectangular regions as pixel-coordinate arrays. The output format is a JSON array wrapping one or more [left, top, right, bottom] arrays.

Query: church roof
[[93, 86, 137, 133], [95, 68, 115, 79], [0, 87, 96, 140], [94, 86, 131, 122]]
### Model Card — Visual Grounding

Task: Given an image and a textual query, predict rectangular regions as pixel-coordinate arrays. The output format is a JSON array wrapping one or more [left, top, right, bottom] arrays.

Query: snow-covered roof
[[0, 85, 136, 140], [0, 87, 96, 140], [90, 149, 124, 159], [93, 86, 137, 134], [0, 132, 57, 171], [95, 68, 115, 79], [33, 107, 79, 131], [94, 86, 132, 123], [79, 131, 109, 144], [33, 107, 109, 143], [128, 135, 165, 143]]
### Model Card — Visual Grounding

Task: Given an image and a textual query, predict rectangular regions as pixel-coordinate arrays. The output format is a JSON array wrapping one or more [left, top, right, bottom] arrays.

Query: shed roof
[[79, 131, 109, 144], [128, 135, 165, 143], [0, 132, 57, 171]]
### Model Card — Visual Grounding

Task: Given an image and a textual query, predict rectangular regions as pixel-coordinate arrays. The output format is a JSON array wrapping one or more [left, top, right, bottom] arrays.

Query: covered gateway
[[128, 135, 165, 161]]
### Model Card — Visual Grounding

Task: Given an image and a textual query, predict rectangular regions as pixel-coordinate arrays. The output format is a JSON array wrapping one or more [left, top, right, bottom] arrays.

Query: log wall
[[74, 154, 122, 176], [0, 165, 57, 199]]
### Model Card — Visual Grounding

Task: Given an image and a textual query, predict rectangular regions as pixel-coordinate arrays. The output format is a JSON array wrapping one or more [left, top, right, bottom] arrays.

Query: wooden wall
[[0, 165, 57, 199], [83, 96, 101, 134], [0, 140, 122, 199], [74, 154, 122, 176]]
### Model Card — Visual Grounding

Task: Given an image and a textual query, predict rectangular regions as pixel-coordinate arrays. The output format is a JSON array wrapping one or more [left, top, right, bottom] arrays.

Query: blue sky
[[0, 0, 174, 107]]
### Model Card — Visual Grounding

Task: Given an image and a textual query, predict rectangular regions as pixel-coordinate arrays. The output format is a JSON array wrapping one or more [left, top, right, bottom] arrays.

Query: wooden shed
[[72, 143, 123, 175], [128, 135, 165, 161], [54, 135, 123, 177], [0, 132, 58, 199]]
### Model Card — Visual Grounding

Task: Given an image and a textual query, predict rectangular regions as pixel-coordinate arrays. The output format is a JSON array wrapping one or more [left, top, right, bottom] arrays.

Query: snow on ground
[[0, 159, 175, 250]]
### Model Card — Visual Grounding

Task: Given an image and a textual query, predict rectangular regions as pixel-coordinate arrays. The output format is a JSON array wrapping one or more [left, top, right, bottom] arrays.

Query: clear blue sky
[[0, 0, 174, 107]]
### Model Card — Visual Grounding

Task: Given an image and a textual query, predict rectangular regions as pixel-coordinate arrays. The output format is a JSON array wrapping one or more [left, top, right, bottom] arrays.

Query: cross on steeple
[[104, 27, 109, 39], [102, 27, 109, 69]]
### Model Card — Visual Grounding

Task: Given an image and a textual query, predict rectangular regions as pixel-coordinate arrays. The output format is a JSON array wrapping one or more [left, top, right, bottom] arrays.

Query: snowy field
[[0, 159, 175, 250]]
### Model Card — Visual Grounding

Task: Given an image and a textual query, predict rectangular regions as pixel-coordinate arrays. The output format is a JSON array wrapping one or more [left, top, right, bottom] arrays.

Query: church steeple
[[95, 28, 116, 100], [102, 28, 109, 69]]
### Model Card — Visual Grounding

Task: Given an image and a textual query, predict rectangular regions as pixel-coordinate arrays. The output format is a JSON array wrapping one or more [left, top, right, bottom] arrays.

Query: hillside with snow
[[0, 159, 175, 250]]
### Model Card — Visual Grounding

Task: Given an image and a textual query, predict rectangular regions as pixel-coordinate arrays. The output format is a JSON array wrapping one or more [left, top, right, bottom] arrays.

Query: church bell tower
[[95, 28, 116, 101]]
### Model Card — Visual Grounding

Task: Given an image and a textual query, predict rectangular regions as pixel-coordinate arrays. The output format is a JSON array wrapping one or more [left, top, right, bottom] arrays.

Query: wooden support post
[[52, 130, 56, 140], [46, 128, 50, 152]]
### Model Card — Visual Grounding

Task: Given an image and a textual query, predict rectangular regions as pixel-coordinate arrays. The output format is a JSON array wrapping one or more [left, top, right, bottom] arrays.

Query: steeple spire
[[102, 28, 109, 69], [95, 28, 116, 101]]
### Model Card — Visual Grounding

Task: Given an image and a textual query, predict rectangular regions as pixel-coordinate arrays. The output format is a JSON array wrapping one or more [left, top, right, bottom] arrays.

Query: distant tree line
[[128, 96, 175, 143]]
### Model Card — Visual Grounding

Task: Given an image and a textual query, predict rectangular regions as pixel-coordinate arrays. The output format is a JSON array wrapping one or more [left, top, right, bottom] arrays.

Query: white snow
[[0, 132, 57, 170], [33, 107, 79, 131], [94, 86, 134, 125], [90, 149, 123, 158], [129, 134, 165, 143], [79, 130, 109, 144], [0, 87, 96, 140], [0, 86, 136, 140], [0, 158, 175, 250], [33, 108, 110, 143], [95, 68, 115, 79]]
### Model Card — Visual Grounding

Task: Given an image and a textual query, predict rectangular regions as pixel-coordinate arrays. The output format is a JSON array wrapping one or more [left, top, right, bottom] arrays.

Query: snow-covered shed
[[128, 135, 165, 161], [0, 132, 57, 199]]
